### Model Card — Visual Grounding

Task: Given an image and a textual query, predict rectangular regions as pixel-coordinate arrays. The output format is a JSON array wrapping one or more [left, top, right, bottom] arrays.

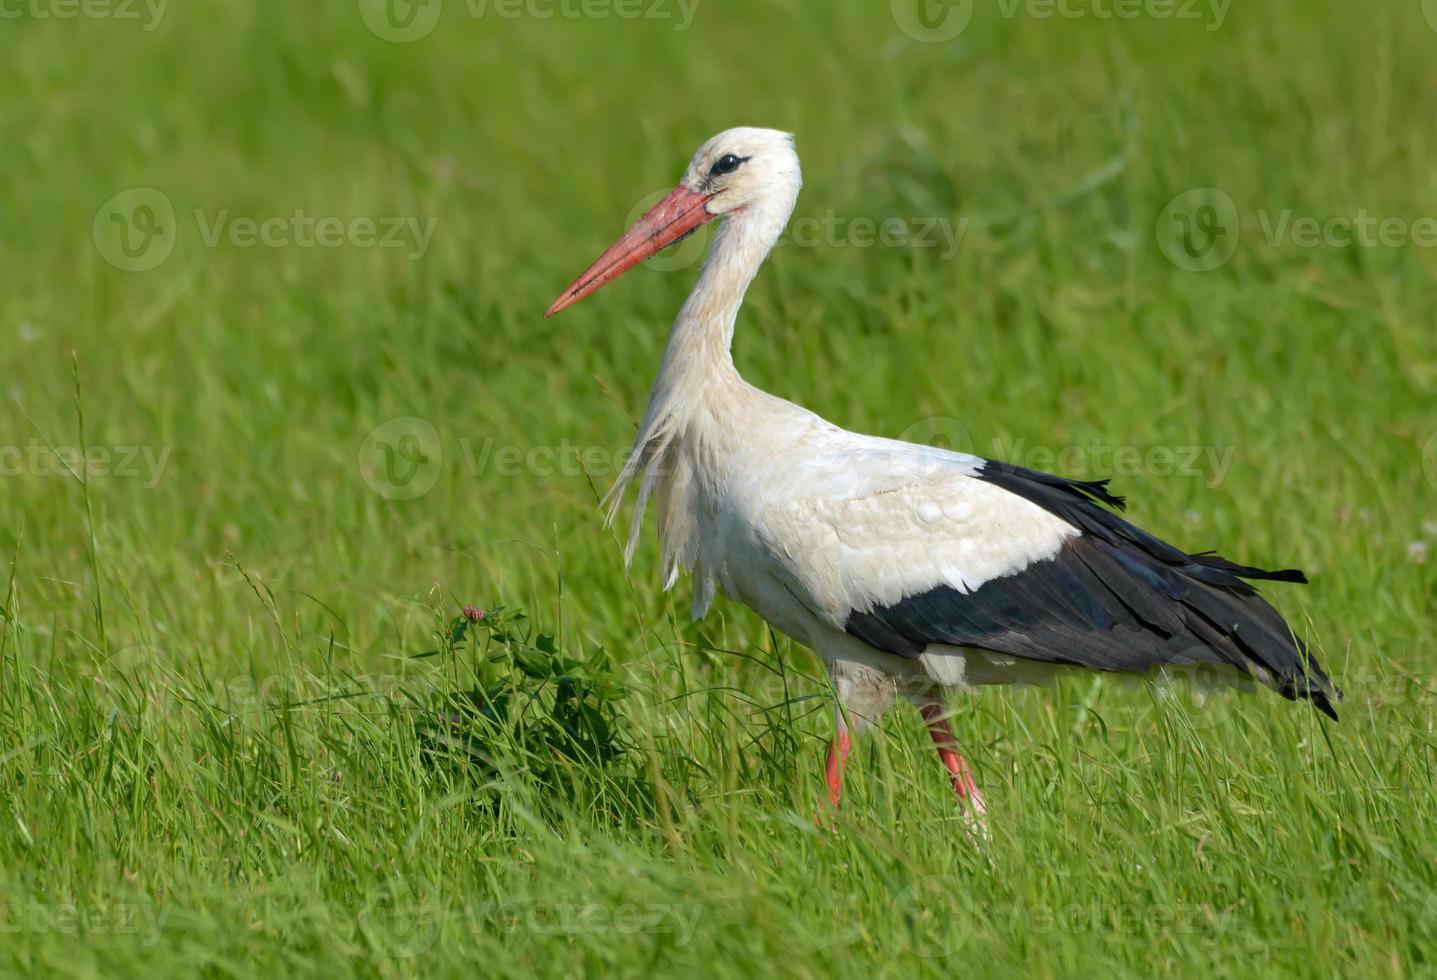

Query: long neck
[[655, 203, 786, 394], [631, 200, 792, 445], [603, 196, 793, 550]]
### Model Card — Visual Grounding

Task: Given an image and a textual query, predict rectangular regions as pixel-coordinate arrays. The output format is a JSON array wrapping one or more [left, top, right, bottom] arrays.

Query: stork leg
[[819, 667, 890, 816], [918, 699, 986, 819], [823, 712, 852, 808]]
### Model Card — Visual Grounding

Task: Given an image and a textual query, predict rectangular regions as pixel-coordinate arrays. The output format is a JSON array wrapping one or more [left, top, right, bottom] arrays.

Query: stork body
[[547, 128, 1339, 816]]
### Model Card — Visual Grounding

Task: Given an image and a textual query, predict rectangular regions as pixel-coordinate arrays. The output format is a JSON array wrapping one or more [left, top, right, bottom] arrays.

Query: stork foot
[[957, 790, 990, 846]]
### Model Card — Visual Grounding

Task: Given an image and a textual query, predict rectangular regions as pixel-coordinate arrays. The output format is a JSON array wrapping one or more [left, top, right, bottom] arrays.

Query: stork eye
[[710, 153, 745, 177]]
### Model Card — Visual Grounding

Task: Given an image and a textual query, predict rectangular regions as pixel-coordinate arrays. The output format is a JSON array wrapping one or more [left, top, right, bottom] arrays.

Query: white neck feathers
[[603, 190, 797, 589]]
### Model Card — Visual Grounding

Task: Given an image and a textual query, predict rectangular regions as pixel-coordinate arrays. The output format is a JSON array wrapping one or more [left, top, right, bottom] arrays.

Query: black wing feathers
[[844, 458, 1340, 719]]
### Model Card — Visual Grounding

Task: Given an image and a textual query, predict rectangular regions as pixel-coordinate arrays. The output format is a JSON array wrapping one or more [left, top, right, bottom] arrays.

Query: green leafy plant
[[416, 605, 631, 789]]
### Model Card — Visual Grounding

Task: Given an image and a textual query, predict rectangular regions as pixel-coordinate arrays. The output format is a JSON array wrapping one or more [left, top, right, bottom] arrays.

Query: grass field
[[3, 0, 1437, 975]]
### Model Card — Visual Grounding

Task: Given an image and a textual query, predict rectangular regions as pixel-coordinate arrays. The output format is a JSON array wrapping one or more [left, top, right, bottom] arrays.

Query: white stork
[[545, 127, 1340, 819]]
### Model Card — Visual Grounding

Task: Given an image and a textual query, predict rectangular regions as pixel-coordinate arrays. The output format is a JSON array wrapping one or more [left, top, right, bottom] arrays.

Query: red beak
[[545, 185, 718, 317]]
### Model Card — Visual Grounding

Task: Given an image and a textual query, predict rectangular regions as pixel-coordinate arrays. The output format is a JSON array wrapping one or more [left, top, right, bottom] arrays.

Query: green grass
[[3, 0, 1437, 975]]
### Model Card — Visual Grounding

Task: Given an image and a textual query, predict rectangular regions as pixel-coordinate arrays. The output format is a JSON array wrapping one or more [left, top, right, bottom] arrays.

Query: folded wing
[[770, 441, 1338, 718]]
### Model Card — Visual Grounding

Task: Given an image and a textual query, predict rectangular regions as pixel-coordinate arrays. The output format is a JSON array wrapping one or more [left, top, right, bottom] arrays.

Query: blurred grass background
[[1, 0, 1436, 976]]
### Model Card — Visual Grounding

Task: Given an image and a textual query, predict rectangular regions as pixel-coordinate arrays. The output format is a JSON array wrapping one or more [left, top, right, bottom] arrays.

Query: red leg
[[824, 728, 852, 807], [919, 701, 985, 814]]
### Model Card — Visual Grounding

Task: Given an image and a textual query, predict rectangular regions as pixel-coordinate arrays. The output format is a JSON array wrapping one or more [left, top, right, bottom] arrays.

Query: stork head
[[545, 127, 801, 317], [677, 127, 801, 217]]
